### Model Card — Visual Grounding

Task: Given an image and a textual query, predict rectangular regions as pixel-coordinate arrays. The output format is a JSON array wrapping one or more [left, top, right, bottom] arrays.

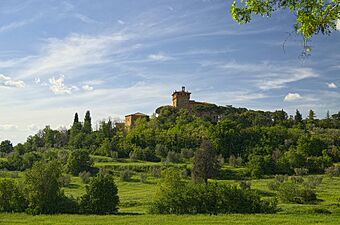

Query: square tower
[[172, 86, 191, 109]]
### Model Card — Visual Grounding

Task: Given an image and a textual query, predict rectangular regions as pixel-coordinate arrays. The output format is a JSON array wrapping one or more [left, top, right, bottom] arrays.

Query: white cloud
[[48, 75, 74, 95], [82, 85, 94, 91], [148, 53, 172, 61], [0, 74, 25, 88], [284, 93, 303, 102], [327, 82, 337, 89], [258, 68, 318, 90], [17, 33, 129, 79], [0, 124, 18, 130]]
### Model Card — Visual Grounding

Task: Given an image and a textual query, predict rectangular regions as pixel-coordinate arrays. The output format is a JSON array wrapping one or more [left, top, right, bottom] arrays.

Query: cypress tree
[[83, 110, 92, 134]]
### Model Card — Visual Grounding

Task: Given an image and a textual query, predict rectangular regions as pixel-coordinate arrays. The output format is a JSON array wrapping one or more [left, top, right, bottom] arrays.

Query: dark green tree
[[0, 179, 27, 212], [23, 161, 64, 214], [192, 140, 221, 184], [66, 150, 93, 175], [294, 109, 303, 124], [83, 110, 92, 134], [0, 140, 13, 154], [80, 173, 119, 214]]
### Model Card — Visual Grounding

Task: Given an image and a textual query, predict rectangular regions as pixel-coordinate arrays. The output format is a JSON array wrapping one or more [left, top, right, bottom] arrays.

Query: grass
[[1, 213, 340, 225], [2, 160, 340, 224]]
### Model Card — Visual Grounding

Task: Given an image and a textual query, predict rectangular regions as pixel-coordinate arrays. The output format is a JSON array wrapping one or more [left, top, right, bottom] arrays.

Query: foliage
[[192, 140, 221, 183], [0, 179, 27, 212], [66, 150, 93, 176], [23, 161, 70, 214], [80, 173, 119, 214], [150, 168, 277, 214], [0, 140, 13, 154], [230, 0, 340, 54], [268, 175, 322, 204]]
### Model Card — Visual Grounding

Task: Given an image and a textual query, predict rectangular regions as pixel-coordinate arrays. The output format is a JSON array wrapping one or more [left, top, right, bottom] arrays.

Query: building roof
[[125, 112, 149, 117]]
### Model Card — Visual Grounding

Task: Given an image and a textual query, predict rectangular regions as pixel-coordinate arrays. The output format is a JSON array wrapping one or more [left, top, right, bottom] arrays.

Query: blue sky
[[0, 0, 339, 144]]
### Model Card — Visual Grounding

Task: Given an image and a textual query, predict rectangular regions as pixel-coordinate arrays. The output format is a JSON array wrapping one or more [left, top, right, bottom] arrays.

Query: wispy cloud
[[148, 53, 173, 61], [258, 68, 318, 90], [284, 93, 303, 102], [0, 74, 25, 88], [17, 33, 129, 79]]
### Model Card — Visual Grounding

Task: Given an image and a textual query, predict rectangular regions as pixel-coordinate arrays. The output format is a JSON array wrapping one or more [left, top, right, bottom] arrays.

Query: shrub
[[181, 148, 194, 160], [150, 169, 277, 214], [239, 180, 251, 190], [150, 167, 162, 178], [294, 168, 308, 176], [166, 151, 182, 163], [325, 166, 340, 177], [80, 174, 119, 214], [0, 179, 27, 212], [120, 169, 133, 182], [79, 171, 91, 184], [130, 146, 160, 162], [271, 176, 321, 204], [229, 155, 243, 167]]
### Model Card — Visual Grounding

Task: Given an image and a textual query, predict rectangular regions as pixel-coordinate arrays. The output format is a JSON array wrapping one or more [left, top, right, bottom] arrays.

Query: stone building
[[124, 112, 149, 127], [172, 86, 219, 122]]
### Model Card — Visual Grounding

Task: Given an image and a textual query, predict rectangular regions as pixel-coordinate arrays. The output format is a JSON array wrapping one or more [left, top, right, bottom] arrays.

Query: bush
[[79, 171, 91, 184], [129, 146, 160, 162], [181, 148, 194, 160], [80, 173, 119, 214], [294, 168, 308, 176], [120, 169, 133, 182], [166, 151, 182, 163], [270, 176, 321, 204], [229, 155, 243, 167], [150, 168, 277, 214], [0, 179, 27, 212], [239, 180, 251, 190], [325, 166, 340, 177]]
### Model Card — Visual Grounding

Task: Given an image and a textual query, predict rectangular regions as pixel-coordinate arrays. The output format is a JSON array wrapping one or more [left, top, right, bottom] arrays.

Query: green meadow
[[1, 157, 340, 225]]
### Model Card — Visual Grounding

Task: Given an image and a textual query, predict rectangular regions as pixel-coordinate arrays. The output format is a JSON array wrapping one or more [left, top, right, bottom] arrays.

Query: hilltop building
[[172, 86, 219, 122], [125, 112, 149, 127]]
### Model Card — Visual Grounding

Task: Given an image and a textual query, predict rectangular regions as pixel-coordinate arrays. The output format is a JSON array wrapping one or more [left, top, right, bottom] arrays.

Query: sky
[[0, 0, 339, 144]]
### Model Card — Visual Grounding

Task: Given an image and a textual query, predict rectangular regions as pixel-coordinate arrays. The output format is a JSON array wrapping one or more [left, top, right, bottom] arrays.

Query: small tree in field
[[24, 161, 64, 214], [80, 173, 119, 214], [192, 140, 220, 184]]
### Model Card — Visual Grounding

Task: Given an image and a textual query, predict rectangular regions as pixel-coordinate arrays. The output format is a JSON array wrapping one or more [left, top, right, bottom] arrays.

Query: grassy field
[[1, 158, 340, 224]]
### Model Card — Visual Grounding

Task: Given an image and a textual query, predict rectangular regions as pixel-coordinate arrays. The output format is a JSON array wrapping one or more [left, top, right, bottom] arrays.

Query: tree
[[294, 110, 303, 124], [80, 173, 119, 214], [23, 161, 64, 214], [192, 140, 221, 184], [0, 179, 27, 212], [230, 0, 340, 55], [83, 110, 92, 134], [0, 140, 13, 154], [66, 149, 93, 175]]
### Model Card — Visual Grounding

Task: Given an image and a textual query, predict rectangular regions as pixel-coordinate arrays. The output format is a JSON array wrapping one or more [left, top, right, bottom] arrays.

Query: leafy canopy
[[231, 0, 340, 46]]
